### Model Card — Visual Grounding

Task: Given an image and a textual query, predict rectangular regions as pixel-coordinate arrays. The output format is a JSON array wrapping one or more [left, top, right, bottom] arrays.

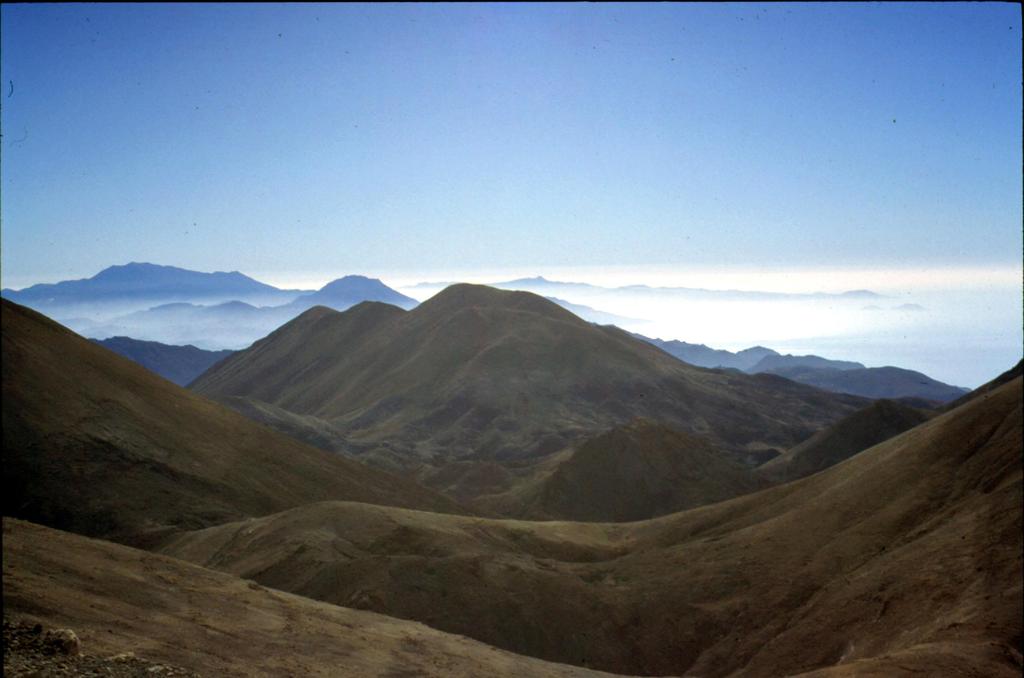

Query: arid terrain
[[4, 5, 1019, 676], [474, 419, 767, 520], [3, 519, 614, 678], [157, 375, 1023, 675], [3, 293, 1022, 676], [190, 285, 867, 485], [2, 299, 460, 544], [757, 399, 933, 483]]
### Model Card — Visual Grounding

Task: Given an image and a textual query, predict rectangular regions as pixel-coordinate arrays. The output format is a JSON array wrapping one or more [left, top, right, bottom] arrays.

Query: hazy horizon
[[5, 259, 1022, 295], [3, 6, 1021, 672], [3, 258, 1019, 389], [1, 3, 1021, 387]]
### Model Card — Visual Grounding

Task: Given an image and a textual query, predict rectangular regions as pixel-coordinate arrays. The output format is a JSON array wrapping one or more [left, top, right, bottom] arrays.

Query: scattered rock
[[44, 628, 80, 656], [4, 618, 200, 677]]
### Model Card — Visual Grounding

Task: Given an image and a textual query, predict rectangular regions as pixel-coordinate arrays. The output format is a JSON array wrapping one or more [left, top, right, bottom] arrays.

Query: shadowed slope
[[92, 336, 235, 386], [2, 519, 614, 678], [760, 364, 969, 402], [488, 419, 765, 521], [193, 284, 867, 467], [190, 302, 407, 404], [1, 299, 461, 544], [163, 375, 1023, 676], [759, 399, 933, 483]]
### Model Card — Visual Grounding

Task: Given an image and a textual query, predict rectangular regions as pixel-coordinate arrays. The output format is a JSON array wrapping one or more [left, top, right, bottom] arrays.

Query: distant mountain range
[[638, 334, 968, 402], [4, 264, 962, 400], [80, 275, 417, 348], [636, 337, 782, 371], [497, 276, 885, 300], [92, 337, 236, 386], [1, 262, 303, 315], [409, 275, 884, 302], [2, 264, 417, 349], [286, 275, 417, 312], [749, 353, 865, 372], [760, 364, 969, 402]]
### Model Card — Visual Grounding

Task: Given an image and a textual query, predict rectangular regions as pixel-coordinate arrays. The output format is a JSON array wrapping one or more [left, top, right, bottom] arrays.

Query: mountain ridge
[[406, 276, 886, 300], [759, 399, 934, 483], [3, 290, 1019, 676], [80, 279, 414, 350], [524, 419, 765, 521], [91, 336, 235, 386], [2, 262, 301, 309], [636, 333, 969, 402], [3, 518, 612, 678], [1, 298, 462, 544], [286, 275, 418, 311], [192, 284, 868, 477], [3, 264, 419, 349], [762, 364, 969, 402], [161, 373, 1023, 675]]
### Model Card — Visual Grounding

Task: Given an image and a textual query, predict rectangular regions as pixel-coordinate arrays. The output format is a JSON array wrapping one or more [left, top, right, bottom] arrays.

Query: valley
[[4, 6, 1019, 676], [3, 291, 1021, 677]]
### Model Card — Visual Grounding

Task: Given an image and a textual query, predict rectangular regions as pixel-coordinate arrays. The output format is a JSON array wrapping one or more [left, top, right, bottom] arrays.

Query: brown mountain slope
[[1, 299, 461, 544], [162, 375, 1023, 677], [943, 358, 1022, 412], [758, 364, 968, 402], [192, 285, 866, 470], [480, 419, 765, 521], [758, 399, 933, 483], [2, 519, 614, 678]]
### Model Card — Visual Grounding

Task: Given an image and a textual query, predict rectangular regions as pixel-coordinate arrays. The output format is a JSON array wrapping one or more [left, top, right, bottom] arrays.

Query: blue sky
[[1, 3, 1021, 289]]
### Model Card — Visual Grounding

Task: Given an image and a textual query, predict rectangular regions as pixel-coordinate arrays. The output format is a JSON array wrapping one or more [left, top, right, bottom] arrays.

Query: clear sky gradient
[[1, 3, 1021, 289]]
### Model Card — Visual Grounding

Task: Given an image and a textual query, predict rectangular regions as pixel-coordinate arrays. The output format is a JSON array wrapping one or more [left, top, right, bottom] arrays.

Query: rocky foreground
[[3, 619, 198, 678]]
